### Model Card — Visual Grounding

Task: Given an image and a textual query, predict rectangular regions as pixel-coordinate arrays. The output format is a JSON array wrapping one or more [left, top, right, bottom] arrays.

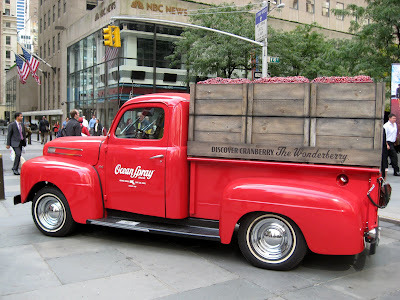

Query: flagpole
[[18, 43, 56, 73], [12, 50, 44, 73]]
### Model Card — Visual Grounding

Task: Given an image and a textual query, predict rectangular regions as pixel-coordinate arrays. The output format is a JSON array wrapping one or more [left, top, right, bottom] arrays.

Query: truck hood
[[43, 136, 106, 166]]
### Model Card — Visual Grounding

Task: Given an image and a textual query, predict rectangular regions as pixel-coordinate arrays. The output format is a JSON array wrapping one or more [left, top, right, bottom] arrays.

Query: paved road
[[1, 140, 400, 299]]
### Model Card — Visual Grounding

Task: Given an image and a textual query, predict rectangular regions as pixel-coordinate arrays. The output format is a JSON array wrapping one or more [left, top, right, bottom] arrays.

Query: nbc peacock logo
[[131, 1, 144, 9]]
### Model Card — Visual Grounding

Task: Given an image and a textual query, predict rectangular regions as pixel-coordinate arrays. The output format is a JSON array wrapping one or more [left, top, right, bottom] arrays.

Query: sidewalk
[[0, 136, 398, 224]]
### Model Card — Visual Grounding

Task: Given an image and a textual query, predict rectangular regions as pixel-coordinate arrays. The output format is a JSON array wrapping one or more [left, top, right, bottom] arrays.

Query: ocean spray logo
[[114, 164, 155, 180]]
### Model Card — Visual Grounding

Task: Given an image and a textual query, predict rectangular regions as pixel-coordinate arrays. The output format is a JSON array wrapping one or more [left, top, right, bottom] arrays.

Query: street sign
[[255, 6, 268, 42], [268, 56, 280, 63], [254, 71, 262, 79]]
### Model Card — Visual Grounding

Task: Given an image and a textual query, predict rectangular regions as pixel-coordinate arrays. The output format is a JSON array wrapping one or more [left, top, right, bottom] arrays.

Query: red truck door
[[104, 104, 168, 217]]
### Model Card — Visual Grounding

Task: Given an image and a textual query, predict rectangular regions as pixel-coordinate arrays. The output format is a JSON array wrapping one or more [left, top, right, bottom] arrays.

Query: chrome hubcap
[[249, 217, 295, 263], [36, 194, 65, 231]]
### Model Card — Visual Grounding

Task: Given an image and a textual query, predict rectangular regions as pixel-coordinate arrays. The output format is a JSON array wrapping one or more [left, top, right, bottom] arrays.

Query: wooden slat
[[251, 133, 304, 146], [303, 118, 310, 147], [188, 115, 195, 141], [241, 84, 248, 143], [374, 119, 383, 150], [193, 99, 244, 116], [193, 131, 241, 143], [310, 84, 317, 116], [189, 84, 196, 115], [252, 99, 306, 117], [375, 82, 384, 119], [303, 83, 311, 116], [314, 83, 376, 101], [253, 83, 306, 99], [194, 116, 242, 133], [194, 84, 246, 100], [252, 117, 304, 134], [187, 141, 381, 167], [316, 119, 375, 137], [315, 100, 376, 118], [246, 84, 254, 144], [310, 118, 317, 147], [315, 136, 374, 150]]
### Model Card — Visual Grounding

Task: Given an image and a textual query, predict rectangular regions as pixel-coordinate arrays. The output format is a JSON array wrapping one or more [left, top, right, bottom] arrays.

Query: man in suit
[[6, 112, 26, 175]]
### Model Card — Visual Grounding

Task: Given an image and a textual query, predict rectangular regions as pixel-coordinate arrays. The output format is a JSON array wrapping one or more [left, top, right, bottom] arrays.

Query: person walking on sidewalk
[[6, 112, 26, 175], [65, 109, 82, 136], [384, 113, 400, 176], [39, 116, 50, 144]]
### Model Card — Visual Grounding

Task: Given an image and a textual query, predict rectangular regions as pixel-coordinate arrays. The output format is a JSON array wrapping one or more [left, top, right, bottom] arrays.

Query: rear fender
[[219, 178, 364, 255], [21, 156, 104, 223]]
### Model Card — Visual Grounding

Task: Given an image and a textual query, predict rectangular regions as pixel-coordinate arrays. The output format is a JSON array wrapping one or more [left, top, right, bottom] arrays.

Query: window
[[40, 46, 42, 58], [53, 37, 55, 54], [40, 19, 42, 32], [58, 33, 61, 50], [48, 40, 51, 57], [64, 0, 66, 13], [48, 10, 50, 26], [44, 44, 46, 57], [6, 22, 10, 27], [306, 0, 314, 13], [6, 51, 11, 59], [58, 0, 61, 17], [322, 0, 330, 16], [137, 38, 179, 68], [6, 36, 11, 45], [53, 5, 55, 22], [5, 9, 10, 15], [336, 2, 344, 20], [115, 107, 165, 140], [44, 14, 46, 29], [292, 0, 298, 9], [5, 0, 10, 4]]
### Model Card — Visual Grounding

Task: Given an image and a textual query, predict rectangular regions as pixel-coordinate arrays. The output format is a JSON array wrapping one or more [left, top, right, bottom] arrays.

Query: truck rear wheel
[[238, 213, 307, 270], [32, 187, 76, 237]]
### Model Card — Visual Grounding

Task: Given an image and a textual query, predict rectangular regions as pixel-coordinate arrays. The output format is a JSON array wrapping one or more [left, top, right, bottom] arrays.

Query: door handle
[[150, 154, 164, 160]]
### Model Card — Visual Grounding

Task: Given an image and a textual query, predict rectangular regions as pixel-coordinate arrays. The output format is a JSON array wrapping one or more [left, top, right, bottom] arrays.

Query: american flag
[[22, 48, 41, 85], [105, 46, 119, 69], [22, 47, 40, 73], [15, 54, 30, 84]]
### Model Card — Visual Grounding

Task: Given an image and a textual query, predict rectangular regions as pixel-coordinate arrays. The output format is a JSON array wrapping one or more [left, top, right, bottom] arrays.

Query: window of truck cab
[[114, 106, 166, 141]]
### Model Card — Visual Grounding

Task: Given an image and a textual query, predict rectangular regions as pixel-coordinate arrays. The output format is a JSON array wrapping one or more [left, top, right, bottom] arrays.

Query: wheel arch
[[21, 156, 104, 224], [219, 179, 365, 255]]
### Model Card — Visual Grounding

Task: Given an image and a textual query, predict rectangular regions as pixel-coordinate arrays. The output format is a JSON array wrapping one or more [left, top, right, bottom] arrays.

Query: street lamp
[[262, 1, 285, 78]]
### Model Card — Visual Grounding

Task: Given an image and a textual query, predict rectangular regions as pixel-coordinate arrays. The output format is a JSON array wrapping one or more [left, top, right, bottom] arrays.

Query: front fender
[[220, 178, 364, 255], [21, 156, 104, 223]]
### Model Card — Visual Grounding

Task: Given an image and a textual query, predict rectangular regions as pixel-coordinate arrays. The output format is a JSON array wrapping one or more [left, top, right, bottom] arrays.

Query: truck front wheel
[[32, 187, 76, 237], [238, 213, 307, 270]]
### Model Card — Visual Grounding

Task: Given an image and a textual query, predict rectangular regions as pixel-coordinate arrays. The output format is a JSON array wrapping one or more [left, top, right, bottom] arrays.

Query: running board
[[87, 217, 221, 241]]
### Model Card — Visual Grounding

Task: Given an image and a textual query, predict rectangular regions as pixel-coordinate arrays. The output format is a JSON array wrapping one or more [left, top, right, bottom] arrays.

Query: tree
[[268, 24, 339, 78], [169, 4, 260, 79], [332, 0, 400, 80]]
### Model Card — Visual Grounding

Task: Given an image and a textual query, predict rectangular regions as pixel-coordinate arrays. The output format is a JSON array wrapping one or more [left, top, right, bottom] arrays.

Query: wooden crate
[[188, 82, 385, 167]]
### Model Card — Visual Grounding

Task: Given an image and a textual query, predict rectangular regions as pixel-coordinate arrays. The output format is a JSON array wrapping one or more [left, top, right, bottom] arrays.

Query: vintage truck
[[15, 82, 389, 270]]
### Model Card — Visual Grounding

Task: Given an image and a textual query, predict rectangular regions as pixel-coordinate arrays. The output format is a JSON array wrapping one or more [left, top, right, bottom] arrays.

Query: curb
[[379, 216, 400, 226]]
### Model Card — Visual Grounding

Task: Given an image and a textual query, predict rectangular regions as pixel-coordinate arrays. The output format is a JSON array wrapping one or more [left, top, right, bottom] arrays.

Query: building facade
[[8, 0, 368, 128], [1, 0, 18, 121]]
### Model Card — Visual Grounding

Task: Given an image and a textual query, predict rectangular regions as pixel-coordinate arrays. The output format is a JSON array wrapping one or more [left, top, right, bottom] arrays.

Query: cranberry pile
[[197, 75, 374, 84], [311, 75, 373, 83]]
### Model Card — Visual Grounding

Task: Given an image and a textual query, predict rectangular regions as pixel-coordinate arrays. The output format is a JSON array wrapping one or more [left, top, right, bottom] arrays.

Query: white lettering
[[114, 164, 155, 179]]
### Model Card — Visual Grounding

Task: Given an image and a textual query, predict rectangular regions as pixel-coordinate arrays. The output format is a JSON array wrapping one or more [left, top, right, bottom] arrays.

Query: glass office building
[[67, 21, 187, 128]]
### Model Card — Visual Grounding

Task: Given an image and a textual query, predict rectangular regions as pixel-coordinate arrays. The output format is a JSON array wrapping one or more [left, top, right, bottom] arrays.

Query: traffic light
[[103, 26, 113, 47], [111, 26, 121, 48]]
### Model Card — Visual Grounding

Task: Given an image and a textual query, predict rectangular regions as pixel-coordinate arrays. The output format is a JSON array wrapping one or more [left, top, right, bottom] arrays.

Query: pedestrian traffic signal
[[112, 26, 121, 48], [103, 26, 113, 47]]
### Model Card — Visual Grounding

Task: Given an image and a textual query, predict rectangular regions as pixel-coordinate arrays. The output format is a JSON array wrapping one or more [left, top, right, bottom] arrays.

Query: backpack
[[57, 127, 67, 137]]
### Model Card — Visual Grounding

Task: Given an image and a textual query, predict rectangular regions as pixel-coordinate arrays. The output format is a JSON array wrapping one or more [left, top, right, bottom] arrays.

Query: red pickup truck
[[15, 91, 388, 270]]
